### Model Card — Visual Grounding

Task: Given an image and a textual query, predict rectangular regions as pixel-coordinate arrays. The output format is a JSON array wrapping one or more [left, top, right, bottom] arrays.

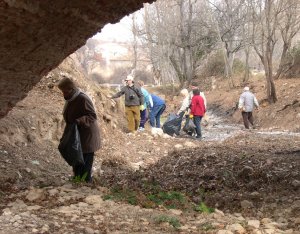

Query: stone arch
[[0, 0, 154, 118]]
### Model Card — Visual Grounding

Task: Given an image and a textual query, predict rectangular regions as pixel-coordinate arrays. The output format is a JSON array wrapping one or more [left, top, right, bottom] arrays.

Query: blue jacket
[[150, 94, 165, 107], [141, 88, 150, 108]]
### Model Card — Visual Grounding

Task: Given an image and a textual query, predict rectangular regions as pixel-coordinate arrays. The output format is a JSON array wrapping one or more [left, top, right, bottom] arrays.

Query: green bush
[[194, 202, 215, 213], [154, 215, 181, 229], [147, 191, 186, 209], [233, 58, 246, 74], [103, 187, 138, 205], [198, 50, 246, 77]]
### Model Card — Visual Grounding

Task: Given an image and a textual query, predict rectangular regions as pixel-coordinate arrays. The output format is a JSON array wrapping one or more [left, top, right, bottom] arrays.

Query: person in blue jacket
[[137, 80, 152, 131], [149, 94, 166, 128]]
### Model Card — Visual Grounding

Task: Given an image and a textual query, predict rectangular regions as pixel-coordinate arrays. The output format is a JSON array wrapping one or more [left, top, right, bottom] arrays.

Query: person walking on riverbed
[[238, 86, 259, 129]]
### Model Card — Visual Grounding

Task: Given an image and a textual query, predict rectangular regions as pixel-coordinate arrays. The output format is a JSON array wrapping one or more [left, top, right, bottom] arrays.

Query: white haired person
[[177, 89, 190, 116], [110, 75, 144, 133], [238, 86, 259, 129]]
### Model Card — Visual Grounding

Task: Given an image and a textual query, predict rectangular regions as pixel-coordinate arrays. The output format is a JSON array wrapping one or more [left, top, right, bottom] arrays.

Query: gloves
[[140, 105, 145, 111], [189, 114, 194, 119]]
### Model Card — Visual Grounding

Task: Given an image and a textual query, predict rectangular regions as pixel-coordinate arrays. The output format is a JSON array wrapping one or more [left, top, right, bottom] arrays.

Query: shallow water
[[185, 111, 300, 141]]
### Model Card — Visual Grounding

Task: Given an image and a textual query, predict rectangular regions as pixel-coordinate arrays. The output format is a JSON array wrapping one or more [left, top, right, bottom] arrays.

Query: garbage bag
[[182, 118, 196, 135], [58, 123, 84, 167], [162, 112, 184, 136]]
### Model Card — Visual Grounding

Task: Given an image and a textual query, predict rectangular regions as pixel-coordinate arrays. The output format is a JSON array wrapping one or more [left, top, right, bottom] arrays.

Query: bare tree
[[274, 0, 300, 80], [248, 0, 300, 103], [208, 0, 248, 87], [131, 13, 138, 72], [140, 0, 216, 87], [249, 0, 278, 103]]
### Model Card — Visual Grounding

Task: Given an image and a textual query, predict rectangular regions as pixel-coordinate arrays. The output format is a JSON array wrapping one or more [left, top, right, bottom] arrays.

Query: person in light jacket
[[58, 77, 101, 183], [238, 86, 259, 129], [111, 75, 144, 133], [177, 89, 190, 116], [137, 80, 152, 131]]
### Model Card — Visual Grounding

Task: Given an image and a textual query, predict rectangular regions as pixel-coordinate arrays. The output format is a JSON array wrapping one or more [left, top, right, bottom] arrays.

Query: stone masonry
[[0, 0, 154, 118]]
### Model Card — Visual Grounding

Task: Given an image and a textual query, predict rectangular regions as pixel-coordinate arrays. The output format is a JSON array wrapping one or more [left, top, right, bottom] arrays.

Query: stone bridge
[[0, 0, 154, 118]]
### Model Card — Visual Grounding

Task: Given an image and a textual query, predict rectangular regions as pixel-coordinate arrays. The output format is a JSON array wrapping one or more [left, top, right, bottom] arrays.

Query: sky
[[93, 9, 145, 43], [93, 16, 133, 43]]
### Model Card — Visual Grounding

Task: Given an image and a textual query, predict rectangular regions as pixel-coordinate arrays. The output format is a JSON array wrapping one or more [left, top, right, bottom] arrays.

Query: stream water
[[195, 111, 300, 141]]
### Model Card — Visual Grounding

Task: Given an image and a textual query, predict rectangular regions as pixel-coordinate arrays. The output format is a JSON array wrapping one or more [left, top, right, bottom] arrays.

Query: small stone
[[250, 192, 260, 197], [291, 180, 300, 188], [48, 188, 59, 196], [294, 217, 300, 225], [169, 209, 182, 216], [25, 168, 31, 173], [217, 230, 233, 234], [85, 195, 103, 206], [248, 220, 260, 229], [26, 188, 46, 201], [240, 200, 254, 209], [263, 229, 276, 234], [227, 223, 246, 234], [184, 141, 197, 147], [261, 218, 272, 224], [214, 209, 225, 216], [77, 202, 88, 207], [27, 205, 42, 211], [174, 144, 183, 149], [85, 227, 95, 234]]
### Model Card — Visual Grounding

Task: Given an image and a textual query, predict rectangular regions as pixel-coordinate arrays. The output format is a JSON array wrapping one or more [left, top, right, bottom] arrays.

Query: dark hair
[[193, 89, 200, 96], [190, 81, 198, 87]]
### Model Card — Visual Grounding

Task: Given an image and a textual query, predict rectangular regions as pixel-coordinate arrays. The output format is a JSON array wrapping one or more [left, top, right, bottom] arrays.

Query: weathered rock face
[[0, 0, 154, 118]]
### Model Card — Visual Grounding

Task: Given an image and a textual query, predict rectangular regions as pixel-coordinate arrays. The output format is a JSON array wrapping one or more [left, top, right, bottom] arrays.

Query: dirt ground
[[0, 65, 300, 233]]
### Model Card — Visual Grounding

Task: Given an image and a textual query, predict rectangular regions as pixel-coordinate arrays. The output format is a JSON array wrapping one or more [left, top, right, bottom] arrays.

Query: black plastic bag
[[162, 112, 184, 136], [183, 118, 196, 135], [58, 123, 84, 167]]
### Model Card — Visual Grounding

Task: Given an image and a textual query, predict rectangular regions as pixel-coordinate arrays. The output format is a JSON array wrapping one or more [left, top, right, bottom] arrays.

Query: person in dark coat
[[58, 77, 101, 182]]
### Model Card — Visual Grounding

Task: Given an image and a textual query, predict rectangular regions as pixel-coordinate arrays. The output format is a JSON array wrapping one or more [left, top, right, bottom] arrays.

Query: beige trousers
[[125, 106, 140, 132]]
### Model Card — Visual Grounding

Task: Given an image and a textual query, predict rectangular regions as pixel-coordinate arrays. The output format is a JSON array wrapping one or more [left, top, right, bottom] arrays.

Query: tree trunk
[[223, 48, 235, 88], [243, 46, 250, 83], [264, 57, 277, 103], [274, 41, 290, 80]]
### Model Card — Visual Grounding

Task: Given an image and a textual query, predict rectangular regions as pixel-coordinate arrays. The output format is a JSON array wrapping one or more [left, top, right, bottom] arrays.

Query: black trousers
[[73, 152, 94, 182], [241, 111, 254, 129]]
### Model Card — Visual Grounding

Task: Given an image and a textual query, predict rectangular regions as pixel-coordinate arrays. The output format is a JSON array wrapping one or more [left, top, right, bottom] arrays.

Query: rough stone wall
[[0, 0, 154, 118]]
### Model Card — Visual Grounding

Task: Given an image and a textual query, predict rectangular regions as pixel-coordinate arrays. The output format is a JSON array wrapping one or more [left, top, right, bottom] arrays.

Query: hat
[[125, 75, 134, 81], [244, 86, 250, 91]]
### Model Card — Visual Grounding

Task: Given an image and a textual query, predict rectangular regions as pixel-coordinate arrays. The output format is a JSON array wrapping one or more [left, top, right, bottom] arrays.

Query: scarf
[[62, 88, 81, 115]]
